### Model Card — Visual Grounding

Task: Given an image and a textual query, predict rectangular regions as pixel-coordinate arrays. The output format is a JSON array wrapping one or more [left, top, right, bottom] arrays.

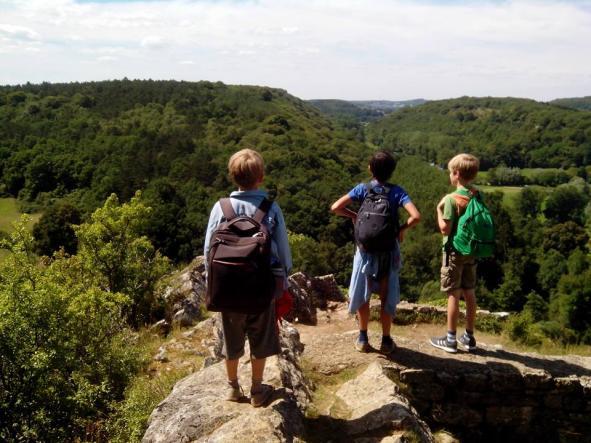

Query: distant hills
[[365, 96, 591, 169], [550, 96, 591, 111], [308, 99, 426, 124]]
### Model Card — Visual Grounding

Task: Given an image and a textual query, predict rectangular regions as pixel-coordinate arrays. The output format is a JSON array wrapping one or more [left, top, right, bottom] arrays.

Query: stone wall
[[385, 361, 591, 442]]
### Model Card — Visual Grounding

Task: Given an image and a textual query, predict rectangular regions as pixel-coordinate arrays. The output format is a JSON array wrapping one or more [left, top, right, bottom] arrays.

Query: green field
[[479, 184, 552, 209], [479, 185, 523, 208], [0, 198, 41, 260], [0, 198, 41, 232]]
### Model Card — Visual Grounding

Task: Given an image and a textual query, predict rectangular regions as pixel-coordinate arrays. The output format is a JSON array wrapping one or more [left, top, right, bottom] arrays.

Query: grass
[[105, 325, 207, 443], [0, 198, 42, 261], [479, 185, 523, 208], [302, 360, 363, 419], [0, 198, 41, 232]]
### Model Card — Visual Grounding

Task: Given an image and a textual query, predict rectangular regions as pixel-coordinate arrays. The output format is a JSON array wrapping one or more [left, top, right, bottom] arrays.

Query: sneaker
[[379, 336, 396, 354], [251, 384, 274, 408], [429, 336, 457, 353], [226, 383, 245, 402], [458, 332, 476, 352], [355, 339, 370, 353]]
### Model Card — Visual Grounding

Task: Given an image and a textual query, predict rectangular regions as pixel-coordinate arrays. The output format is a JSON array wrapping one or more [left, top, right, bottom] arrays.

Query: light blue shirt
[[203, 189, 292, 277]]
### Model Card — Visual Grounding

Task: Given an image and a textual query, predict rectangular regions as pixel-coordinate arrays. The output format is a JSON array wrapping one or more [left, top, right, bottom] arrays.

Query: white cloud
[[0, 24, 39, 41], [141, 36, 166, 49], [0, 0, 590, 100], [97, 55, 117, 62]]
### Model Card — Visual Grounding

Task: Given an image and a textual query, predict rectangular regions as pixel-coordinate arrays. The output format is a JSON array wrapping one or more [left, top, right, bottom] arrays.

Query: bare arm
[[436, 197, 452, 235], [330, 194, 357, 222], [399, 201, 421, 242]]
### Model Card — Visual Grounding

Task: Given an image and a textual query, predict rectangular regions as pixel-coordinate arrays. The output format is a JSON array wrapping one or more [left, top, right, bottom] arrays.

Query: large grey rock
[[335, 361, 434, 442], [142, 321, 311, 443], [310, 274, 345, 307], [286, 272, 318, 325], [160, 256, 206, 326]]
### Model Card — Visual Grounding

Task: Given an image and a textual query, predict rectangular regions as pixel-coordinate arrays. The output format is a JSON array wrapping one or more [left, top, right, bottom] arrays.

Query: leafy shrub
[[0, 218, 142, 441]]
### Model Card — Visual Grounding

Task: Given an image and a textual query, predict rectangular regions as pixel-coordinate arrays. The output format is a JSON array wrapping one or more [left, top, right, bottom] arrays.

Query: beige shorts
[[440, 250, 476, 293]]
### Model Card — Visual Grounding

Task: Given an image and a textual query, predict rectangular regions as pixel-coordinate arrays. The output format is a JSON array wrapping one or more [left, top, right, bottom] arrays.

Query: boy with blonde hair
[[204, 148, 292, 407], [430, 153, 481, 353]]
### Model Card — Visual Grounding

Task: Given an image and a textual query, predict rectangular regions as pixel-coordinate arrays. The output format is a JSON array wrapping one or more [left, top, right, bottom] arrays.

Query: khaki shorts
[[221, 300, 281, 360], [440, 250, 476, 293]]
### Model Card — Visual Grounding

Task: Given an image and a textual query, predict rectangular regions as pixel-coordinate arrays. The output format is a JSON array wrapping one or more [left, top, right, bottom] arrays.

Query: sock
[[251, 378, 263, 394], [359, 330, 368, 343], [382, 335, 392, 343], [465, 329, 474, 337], [228, 379, 239, 389], [447, 331, 457, 343]]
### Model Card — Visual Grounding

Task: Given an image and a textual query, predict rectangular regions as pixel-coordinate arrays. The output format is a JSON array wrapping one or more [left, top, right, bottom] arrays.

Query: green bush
[[0, 218, 142, 441]]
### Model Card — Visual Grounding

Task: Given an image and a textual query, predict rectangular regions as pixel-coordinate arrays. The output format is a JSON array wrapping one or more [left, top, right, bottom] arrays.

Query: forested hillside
[[366, 97, 591, 169], [550, 96, 591, 111], [0, 80, 369, 274]]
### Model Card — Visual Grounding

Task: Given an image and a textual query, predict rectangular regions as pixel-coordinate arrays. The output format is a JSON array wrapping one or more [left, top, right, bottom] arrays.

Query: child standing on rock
[[331, 150, 420, 354], [204, 148, 292, 407]]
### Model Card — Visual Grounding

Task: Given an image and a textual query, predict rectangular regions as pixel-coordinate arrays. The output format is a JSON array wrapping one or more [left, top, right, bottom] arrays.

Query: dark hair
[[369, 150, 396, 182]]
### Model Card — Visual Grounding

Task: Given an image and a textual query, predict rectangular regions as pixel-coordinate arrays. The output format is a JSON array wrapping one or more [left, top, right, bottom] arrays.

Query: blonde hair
[[448, 153, 480, 181], [228, 148, 264, 189]]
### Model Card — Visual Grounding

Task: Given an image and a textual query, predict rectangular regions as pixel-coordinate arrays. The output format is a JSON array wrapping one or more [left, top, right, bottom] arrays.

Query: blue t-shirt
[[348, 180, 411, 209]]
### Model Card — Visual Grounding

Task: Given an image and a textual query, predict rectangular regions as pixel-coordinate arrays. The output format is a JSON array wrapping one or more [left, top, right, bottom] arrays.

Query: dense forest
[[0, 80, 369, 278], [550, 96, 591, 112], [1, 80, 590, 441], [366, 97, 591, 169]]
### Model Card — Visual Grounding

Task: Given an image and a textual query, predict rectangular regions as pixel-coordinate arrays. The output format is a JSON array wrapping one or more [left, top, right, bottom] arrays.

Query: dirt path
[[298, 302, 591, 378]]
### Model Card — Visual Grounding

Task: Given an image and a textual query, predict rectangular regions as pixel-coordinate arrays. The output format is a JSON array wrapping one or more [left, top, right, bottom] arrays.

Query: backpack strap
[[219, 198, 237, 221], [451, 193, 471, 217], [253, 198, 273, 224]]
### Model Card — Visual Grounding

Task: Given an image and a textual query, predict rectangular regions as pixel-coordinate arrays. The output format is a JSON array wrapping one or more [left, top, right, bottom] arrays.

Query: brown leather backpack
[[206, 198, 275, 314]]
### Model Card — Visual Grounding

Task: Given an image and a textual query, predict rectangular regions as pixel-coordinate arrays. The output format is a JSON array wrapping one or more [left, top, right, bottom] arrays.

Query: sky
[[1, 0, 590, 101]]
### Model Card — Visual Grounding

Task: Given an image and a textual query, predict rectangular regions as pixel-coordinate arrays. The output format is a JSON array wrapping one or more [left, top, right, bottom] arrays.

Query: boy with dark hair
[[204, 148, 292, 407], [430, 153, 482, 353], [331, 150, 421, 354]]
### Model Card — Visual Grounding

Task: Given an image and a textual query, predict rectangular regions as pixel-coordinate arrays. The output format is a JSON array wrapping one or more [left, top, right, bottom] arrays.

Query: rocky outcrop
[[371, 300, 510, 327], [158, 265, 342, 329], [144, 297, 591, 442], [286, 272, 345, 325], [334, 361, 434, 442], [159, 256, 206, 328], [142, 320, 312, 443]]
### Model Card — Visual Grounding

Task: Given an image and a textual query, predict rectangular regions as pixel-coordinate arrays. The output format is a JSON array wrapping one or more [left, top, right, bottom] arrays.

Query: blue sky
[[1, 0, 590, 100]]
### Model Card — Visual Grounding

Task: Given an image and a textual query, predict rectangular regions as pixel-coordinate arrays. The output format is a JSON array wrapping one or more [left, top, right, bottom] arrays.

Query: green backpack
[[451, 190, 495, 257]]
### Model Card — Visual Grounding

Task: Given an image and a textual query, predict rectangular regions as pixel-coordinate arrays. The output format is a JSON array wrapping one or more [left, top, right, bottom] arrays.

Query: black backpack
[[354, 183, 399, 253], [206, 198, 275, 314]]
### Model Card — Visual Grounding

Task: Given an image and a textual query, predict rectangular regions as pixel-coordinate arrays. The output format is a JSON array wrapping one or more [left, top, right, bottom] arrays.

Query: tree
[[0, 217, 141, 441], [541, 221, 589, 256], [537, 249, 567, 295], [553, 270, 591, 341], [543, 185, 588, 224], [75, 192, 170, 326], [33, 201, 81, 255], [515, 187, 544, 219]]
